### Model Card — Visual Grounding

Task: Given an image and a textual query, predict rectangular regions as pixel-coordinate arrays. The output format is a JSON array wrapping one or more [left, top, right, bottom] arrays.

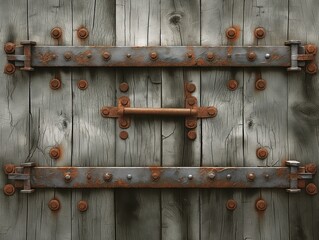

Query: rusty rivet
[[119, 131, 128, 140], [119, 82, 129, 92], [226, 27, 237, 39], [206, 52, 215, 61], [227, 80, 238, 91], [306, 183, 318, 196], [186, 119, 197, 129], [104, 173, 113, 182], [256, 199, 267, 211], [49, 147, 61, 159], [4, 63, 16, 75], [254, 27, 266, 39], [187, 98, 196, 106], [50, 27, 62, 39], [151, 172, 160, 181], [77, 80, 88, 90], [255, 79, 266, 91], [305, 163, 317, 174], [102, 51, 111, 60], [306, 63, 317, 74], [247, 51, 257, 61], [150, 52, 158, 60], [127, 54, 131, 58], [87, 174, 92, 180], [64, 52, 72, 61], [208, 172, 216, 180], [187, 130, 197, 140], [226, 199, 237, 211], [187, 52, 193, 58], [247, 173, 256, 182], [3, 164, 15, 174], [101, 107, 110, 117], [64, 172, 71, 182], [78, 200, 88, 212], [207, 107, 217, 117], [186, 83, 196, 93], [50, 78, 61, 90], [48, 199, 60, 211], [305, 44, 317, 55], [3, 184, 15, 196], [121, 98, 129, 106], [77, 27, 89, 39], [256, 147, 268, 160], [4, 42, 16, 54], [119, 119, 129, 128]]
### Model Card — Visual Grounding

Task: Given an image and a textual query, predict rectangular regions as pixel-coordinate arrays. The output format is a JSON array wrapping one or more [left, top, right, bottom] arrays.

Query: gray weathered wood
[[115, 1, 162, 239], [161, 1, 200, 240], [0, 1, 28, 239], [27, 0, 72, 239], [288, 1, 319, 239], [71, 1, 116, 240]]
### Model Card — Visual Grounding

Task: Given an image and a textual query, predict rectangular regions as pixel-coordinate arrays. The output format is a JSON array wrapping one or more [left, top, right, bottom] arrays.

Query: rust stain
[[38, 52, 56, 64], [74, 50, 92, 65]]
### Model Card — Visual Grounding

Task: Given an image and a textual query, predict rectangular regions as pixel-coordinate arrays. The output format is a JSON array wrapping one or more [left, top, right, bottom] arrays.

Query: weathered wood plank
[[243, 0, 289, 239], [0, 1, 28, 239], [161, 1, 200, 240], [115, 1, 162, 239], [71, 1, 116, 240], [200, 0, 244, 239], [288, 1, 319, 239], [27, 1, 72, 239]]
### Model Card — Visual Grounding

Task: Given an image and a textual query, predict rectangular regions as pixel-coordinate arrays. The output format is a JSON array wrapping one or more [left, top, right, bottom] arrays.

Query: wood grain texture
[[243, 0, 289, 239], [115, 1, 162, 240], [72, 1, 116, 240], [161, 1, 200, 240], [288, 1, 319, 239], [200, 0, 244, 239], [0, 1, 28, 239], [27, 0, 72, 239]]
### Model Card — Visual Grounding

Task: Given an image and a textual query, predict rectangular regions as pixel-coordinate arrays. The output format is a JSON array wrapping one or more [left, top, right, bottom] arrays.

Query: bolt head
[[306, 183, 318, 196], [305, 44, 317, 54], [247, 51, 257, 61], [50, 27, 62, 39], [254, 27, 266, 39], [150, 52, 158, 60], [77, 27, 89, 39], [121, 98, 129, 106], [119, 82, 129, 92], [49, 147, 61, 159], [226, 174, 232, 180], [247, 173, 256, 181], [208, 172, 216, 180], [104, 173, 113, 181], [64, 52, 72, 61], [127, 54, 131, 58], [4, 63, 16, 75], [187, 130, 197, 140], [50, 78, 61, 90], [77, 80, 88, 90], [151, 172, 160, 181], [305, 163, 317, 174], [64, 173, 71, 182], [206, 52, 215, 61], [188, 174, 193, 180], [4, 42, 16, 54], [306, 63, 317, 74], [3, 164, 15, 174], [226, 199, 237, 211], [256, 147, 268, 159], [102, 51, 111, 60], [186, 119, 197, 129], [119, 131, 129, 140], [227, 80, 238, 91], [265, 53, 271, 59], [48, 199, 60, 211], [78, 200, 88, 212], [101, 107, 110, 117], [3, 184, 15, 196], [255, 79, 266, 91], [186, 83, 196, 93], [226, 27, 237, 39], [256, 199, 267, 211], [127, 174, 132, 180], [187, 52, 193, 58], [207, 107, 217, 117], [119, 119, 129, 128], [187, 98, 196, 106]]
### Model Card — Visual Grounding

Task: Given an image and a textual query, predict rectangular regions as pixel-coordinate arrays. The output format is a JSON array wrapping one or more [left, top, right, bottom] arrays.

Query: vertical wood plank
[[243, 0, 289, 239], [288, 1, 319, 239], [115, 1, 162, 239], [161, 1, 200, 239], [0, 1, 28, 239], [72, 1, 116, 240], [27, 1, 72, 239], [200, 0, 244, 239]]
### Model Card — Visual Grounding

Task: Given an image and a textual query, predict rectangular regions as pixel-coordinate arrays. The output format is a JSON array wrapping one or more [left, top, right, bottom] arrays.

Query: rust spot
[[38, 52, 57, 64], [74, 50, 92, 65]]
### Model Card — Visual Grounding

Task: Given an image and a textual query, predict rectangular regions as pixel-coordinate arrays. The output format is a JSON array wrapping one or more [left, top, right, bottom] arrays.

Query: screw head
[[226, 27, 237, 39], [226, 199, 237, 211], [186, 83, 196, 93], [206, 52, 215, 61], [50, 78, 61, 90], [255, 79, 266, 91], [77, 80, 88, 90], [208, 172, 216, 180], [101, 107, 110, 117], [4, 42, 16, 54], [102, 51, 111, 60], [3, 164, 15, 174], [254, 27, 266, 39], [187, 130, 197, 140], [207, 107, 218, 117], [247, 173, 256, 182], [127, 174, 132, 180], [78, 200, 88, 212], [64, 52, 72, 61], [256, 147, 268, 159], [227, 79, 238, 91], [64, 173, 71, 182], [150, 52, 158, 60], [119, 82, 129, 92], [187, 98, 196, 106], [49, 147, 61, 159], [306, 63, 317, 74], [77, 27, 89, 39], [306, 183, 318, 196], [264, 174, 270, 180], [151, 172, 160, 181], [305, 163, 317, 174], [305, 44, 317, 54], [3, 184, 15, 196], [4, 63, 16, 75], [119, 131, 128, 140], [104, 173, 113, 182], [186, 119, 197, 129], [121, 98, 129, 106], [48, 199, 60, 211], [119, 119, 129, 128], [247, 51, 257, 61], [256, 199, 267, 211], [50, 27, 62, 39]]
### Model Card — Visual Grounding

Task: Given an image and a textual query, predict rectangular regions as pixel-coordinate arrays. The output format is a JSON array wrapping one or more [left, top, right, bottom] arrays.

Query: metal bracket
[[4, 40, 316, 73], [3, 161, 316, 194]]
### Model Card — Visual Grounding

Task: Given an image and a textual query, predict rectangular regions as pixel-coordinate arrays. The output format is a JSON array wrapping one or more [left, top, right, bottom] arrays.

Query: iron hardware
[[4, 40, 316, 72]]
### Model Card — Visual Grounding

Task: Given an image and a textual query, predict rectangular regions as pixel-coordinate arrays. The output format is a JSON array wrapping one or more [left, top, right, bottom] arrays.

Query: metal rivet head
[[305, 163, 317, 174], [227, 79, 238, 91], [187, 52, 193, 58], [4, 63, 16, 75], [226, 174, 232, 180], [150, 52, 158, 60], [102, 51, 111, 60], [87, 174, 92, 180], [306, 183, 318, 196], [64, 52, 72, 61], [305, 44, 317, 54], [207, 107, 218, 117], [265, 53, 271, 59], [101, 107, 110, 117], [78, 200, 88, 212], [64, 172, 71, 182], [77, 80, 88, 90], [77, 27, 89, 39], [119, 119, 129, 128], [208, 172, 216, 180], [49, 147, 61, 159], [151, 172, 160, 181], [50, 78, 61, 90], [247, 51, 257, 61], [3, 184, 15, 196], [226, 199, 237, 211], [264, 174, 270, 180], [188, 174, 193, 180], [306, 63, 318, 74], [255, 79, 266, 91], [206, 52, 215, 61], [48, 199, 60, 211], [227, 53, 232, 58], [104, 173, 113, 182], [86, 53, 92, 58], [186, 119, 197, 129], [256, 199, 267, 211], [186, 83, 196, 93], [127, 54, 131, 58], [187, 98, 196, 106], [226, 27, 237, 39], [256, 147, 268, 159], [121, 98, 129, 106], [119, 131, 129, 140], [247, 173, 256, 182], [4, 42, 16, 54], [254, 27, 266, 39], [3, 164, 15, 174], [50, 27, 62, 39], [119, 82, 129, 92], [187, 130, 197, 140], [127, 174, 132, 180]]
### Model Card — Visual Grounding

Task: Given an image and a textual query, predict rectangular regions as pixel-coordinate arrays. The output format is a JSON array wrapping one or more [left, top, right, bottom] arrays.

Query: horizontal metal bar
[[121, 107, 198, 116]]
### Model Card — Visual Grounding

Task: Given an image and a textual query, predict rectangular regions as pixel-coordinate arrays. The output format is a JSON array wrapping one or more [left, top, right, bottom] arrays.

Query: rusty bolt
[[187, 98, 196, 106], [119, 119, 129, 128], [64, 172, 71, 182], [78, 200, 88, 212], [207, 107, 217, 117], [186, 119, 197, 129], [77, 27, 89, 39], [187, 130, 197, 140], [4, 63, 16, 75], [121, 98, 129, 106], [77, 80, 88, 90], [247, 51, 257, 61], [226, 199, 237, 211], [50, 78, 61, 90], [4, 42, 16, 54], [186, 83, 196, 93], [119, 131, 128, 140], [227, 80, 238, 91], [206, 52, 215, 61], [151, 172, 160, 181], [255, 79, 266, 91], [64, 52, 72, 61], [102, 51, 111, 60], [247, 173, 256, 182], [48, 199, 60, 211], [119, 82, 129, 92], [187, 53, 193, 58], [3, 164, 15, 174], [305, 163, 317, 174], [104, 173, 113, 182], [49, 147, 61, 159], [150, 52, 158, 60], [256, 199, 267, 211], [208, 172, 216, 180], [306, 183, 318, 196], [306, 63, 317, 74], [3, 184, 15, 196], [226, 27, 237, 39], [254, 27, 266, 39], [101, 107, 110, 117], [305, 44, 317, 55], [256, 147, 268, 160], [50, 27, 62, 39]]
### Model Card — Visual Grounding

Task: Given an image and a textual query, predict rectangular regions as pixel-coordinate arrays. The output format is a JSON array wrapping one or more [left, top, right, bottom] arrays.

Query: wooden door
[[0, 1, 318, 240]]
